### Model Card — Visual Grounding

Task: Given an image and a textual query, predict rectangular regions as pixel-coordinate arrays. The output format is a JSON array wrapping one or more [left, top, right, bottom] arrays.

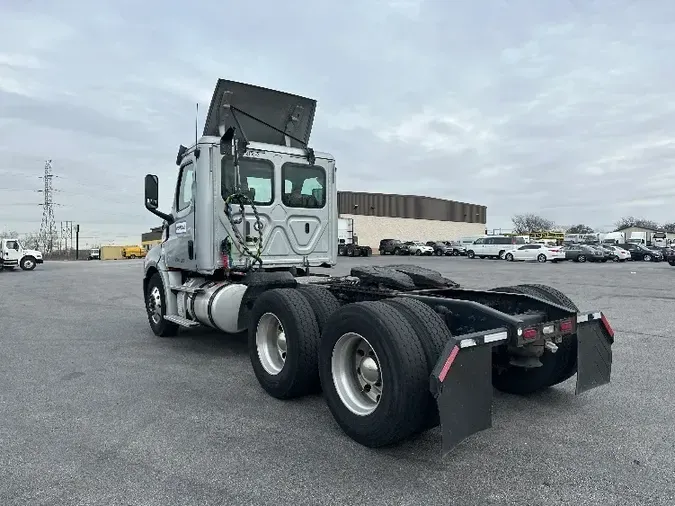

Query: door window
[[282, 163, 326, 208], [176, 163, 195, 212]]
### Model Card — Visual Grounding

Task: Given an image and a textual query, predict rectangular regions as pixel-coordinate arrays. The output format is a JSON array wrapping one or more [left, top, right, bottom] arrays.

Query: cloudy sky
[[1, 0, 674, 245]]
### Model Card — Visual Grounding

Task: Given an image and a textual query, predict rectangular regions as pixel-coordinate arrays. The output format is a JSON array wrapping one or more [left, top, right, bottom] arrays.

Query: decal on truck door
[[175, 221, 187, 234]]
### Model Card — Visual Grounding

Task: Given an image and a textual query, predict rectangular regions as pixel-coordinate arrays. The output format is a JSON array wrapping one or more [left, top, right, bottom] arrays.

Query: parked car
[[588, 245, 611, 262], [503, 244, 566, 263], [562, 244, 605, 263], [443, 241, 466, 256], [466, 235, 526, 259], [616, 243, 663, 262], [379, 239, 408, 255], [604, 245, 631, 262], [426, 241, 453, 256], [405, 241, 434, 256]]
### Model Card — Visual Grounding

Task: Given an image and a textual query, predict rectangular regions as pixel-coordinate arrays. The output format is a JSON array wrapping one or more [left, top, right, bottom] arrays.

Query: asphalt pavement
[[1, 256, 674, 506]]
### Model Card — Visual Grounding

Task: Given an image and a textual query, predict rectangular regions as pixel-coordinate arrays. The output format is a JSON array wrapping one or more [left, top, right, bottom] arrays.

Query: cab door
[[3, 240, 21, 264], [164, 160, 197, 271]]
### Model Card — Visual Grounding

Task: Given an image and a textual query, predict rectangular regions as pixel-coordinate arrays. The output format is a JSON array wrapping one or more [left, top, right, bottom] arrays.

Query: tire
[[453, 250, 460, 256], [577, 255, 586, 263], [643, 254, 652, 262], [394, 248, 401, 255], [318, 301, 429, 447], [498, 250, 506, 259], [515, 284, 579, 386], [296, 284, 341, 334], [145, 273, 180, 337], [537, 254, 547, 263], [669, 260, 675, 266], [381, 296, 451, 430], [467, 250, 475, 259], [505, 252, 514, 261], [612, 256, 619, 262], [20, 256, 37, 271], [415, 249, 421, 256], [249, 288, 321, 399], [488, 285, 576, 394]]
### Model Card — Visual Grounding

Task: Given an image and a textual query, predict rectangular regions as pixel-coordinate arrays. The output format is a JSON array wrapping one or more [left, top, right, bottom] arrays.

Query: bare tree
[[662, 222, 675, 234], [0, 230, 20, 240], [566, 224, 595, 234], [614, 216, 661, 231], [511, 214, 555, 234]]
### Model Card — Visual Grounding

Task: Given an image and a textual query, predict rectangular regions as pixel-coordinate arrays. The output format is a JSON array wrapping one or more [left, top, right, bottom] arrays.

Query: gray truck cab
[[145, 79, 338, 276]]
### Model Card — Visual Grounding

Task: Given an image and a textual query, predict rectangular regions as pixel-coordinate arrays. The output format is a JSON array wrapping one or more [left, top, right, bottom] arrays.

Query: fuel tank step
[[164, 315, 200, 327], [170, 285, 204, 294]]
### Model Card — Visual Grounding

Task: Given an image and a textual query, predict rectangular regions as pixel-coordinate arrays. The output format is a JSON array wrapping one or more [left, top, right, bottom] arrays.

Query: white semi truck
[[0, 238, 43, 271], [141, 79, 615, 455], [337, 217, 372, 257]]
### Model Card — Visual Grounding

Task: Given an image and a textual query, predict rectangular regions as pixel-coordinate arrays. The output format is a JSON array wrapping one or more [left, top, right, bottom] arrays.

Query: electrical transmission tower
[[38, 160, 57, 252]]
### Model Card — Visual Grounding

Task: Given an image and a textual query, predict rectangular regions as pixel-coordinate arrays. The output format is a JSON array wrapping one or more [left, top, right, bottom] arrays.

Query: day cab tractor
[[141, 79, 615, 456], [0, 238, 43, 271]]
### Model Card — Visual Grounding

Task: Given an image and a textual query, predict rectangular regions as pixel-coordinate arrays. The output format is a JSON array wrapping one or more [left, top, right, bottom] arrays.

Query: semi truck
[[337, 217, 372, 257], [140, 79, 615, 456], [0, 238, 43, 271]]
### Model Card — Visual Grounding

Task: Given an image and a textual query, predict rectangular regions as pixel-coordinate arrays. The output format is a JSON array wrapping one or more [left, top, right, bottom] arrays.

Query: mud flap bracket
[[430, 328, 508, 457], [575, 312, 614, 395]]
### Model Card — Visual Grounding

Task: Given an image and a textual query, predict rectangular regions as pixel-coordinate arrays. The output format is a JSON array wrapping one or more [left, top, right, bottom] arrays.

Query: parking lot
[[2, 257, 674, 506]]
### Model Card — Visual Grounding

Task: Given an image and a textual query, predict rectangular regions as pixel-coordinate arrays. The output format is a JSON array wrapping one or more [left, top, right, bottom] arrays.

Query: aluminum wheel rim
[[148, 286, 162, 324], [331, 332, 383, 416], [256, 312, 286, 375], [24, 259, 34, 269]]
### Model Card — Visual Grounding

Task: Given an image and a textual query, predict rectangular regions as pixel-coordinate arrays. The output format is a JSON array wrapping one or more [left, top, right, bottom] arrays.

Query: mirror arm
[[145, 201, 175, 225]]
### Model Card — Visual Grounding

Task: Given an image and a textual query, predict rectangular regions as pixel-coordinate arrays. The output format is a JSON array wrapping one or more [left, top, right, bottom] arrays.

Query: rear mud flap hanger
[[430, 313, 613, 457]]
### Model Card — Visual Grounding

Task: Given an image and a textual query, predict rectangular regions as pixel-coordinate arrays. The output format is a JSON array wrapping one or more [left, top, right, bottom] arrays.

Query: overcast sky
[[1, 0, 674, 245]]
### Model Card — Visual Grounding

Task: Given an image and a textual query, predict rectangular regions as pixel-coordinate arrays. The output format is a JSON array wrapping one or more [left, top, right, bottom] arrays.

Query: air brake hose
[[224, 191, 264, 271]]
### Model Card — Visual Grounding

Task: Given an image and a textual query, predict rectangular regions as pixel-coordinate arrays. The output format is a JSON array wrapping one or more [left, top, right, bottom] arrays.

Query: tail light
[[560, 319, 573, 332], [522, 328, 537, 340]]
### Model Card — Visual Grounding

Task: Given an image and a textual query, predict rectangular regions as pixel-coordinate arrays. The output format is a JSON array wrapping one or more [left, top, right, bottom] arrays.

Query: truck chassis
[[143, 262, 614, 456]]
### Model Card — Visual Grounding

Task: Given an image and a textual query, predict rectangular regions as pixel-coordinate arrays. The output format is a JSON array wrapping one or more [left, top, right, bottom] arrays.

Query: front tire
[[505, 252, 514, 261], [318, 301, 429, 447], [249, 288, 321, 399], [467, 250, 475, 259], [20, 256, 37, 271], [145, 273, 179, 337], [643, 254, 652, 262]]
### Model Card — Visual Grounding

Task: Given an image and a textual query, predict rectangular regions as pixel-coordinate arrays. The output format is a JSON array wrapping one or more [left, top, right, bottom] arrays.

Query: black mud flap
[[575, 312, 614, 395], [429, 329, 508, 457]]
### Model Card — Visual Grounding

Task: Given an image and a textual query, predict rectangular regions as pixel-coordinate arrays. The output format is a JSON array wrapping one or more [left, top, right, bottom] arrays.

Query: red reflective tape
[[600, 313, 614, 338], [438, 345, 460, 383]]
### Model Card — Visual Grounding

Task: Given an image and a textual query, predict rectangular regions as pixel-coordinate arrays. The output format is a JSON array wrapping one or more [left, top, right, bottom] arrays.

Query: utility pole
[[38, 160, 58, 253], [75, 224, 80, 260]]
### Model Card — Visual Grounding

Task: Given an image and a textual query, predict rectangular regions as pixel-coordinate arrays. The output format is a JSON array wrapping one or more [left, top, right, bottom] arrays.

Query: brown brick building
[[338, 191, 487, 250]]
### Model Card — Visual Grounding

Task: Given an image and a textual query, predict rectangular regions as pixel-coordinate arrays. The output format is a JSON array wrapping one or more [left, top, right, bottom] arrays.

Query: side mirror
[[145, 174, 159, 210], [144, 174, 175, 225]]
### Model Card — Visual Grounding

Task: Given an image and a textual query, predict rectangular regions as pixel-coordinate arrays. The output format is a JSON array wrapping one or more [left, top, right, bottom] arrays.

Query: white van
[[467, 235, 526, 259]]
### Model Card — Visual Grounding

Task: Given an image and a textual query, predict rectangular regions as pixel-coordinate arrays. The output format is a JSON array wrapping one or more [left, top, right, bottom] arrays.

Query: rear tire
[[249, 288, 321, 399], [295, 284, 341, 334], [318, 301, 429, 447], [381, 297, 450, 430], [488, 285, 578, 394], [537, 254, 547, 263], [515, 284, 579, 386]]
